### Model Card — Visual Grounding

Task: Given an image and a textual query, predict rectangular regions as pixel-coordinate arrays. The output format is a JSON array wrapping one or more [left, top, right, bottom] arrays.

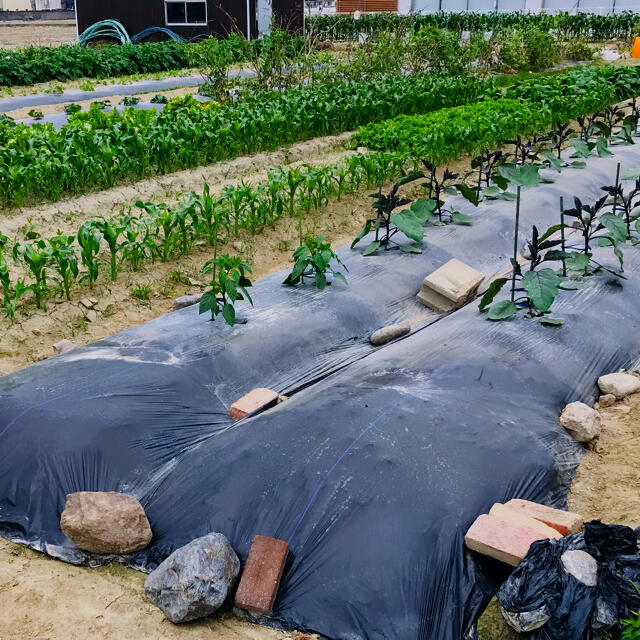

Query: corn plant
[[77, 221, 101, 288], [92, 216, 125, 280], [48, 232, 78, 300], [137, 201, 177, 262], [199, 255, 253, 326], [12, 240, 52, 309], [188, 184, 219, 245], [283, 236, 347, 290], [119, 217, 157, 271]]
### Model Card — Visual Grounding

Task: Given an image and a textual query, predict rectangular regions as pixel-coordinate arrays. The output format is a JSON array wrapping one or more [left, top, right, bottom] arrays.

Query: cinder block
[[465, 514, 548, 566], [416, 259, 484, 312], [230, 388, 279, 420], [504, 499, 583, 536], [234, 535, 288, 616], [489, 503, 563, 539]]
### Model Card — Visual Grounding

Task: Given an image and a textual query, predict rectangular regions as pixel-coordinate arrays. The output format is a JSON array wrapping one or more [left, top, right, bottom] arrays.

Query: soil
[[0, 20, 77, 49], [0, 537, 316, 640]]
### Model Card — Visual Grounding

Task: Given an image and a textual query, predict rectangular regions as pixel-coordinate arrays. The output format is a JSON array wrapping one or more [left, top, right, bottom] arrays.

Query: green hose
[[78, 19, 132, 46]]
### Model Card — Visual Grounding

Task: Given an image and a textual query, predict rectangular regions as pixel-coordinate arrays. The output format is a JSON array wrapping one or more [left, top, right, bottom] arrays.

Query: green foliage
[[120, 96, 140, 106], [308, 11, 640, 42], [64, 103, 82, 115], [406, 26, 472, 75], [523, 27, 561, 71], [0, 41, 191, 87], [496, 29, 528, 72], [199, 254, 253, 326], [27, 109, 43, 120], [564, 37, 594, 61], [283, 236, 347, 290], [130, 283, 150, 302], [621, 584, 640, 640], [150, 94, 168, 104]]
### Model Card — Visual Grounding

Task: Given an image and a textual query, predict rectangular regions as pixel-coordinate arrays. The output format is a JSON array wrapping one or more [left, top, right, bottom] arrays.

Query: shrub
[[496, 29, 528, 72], [524, 27, 561, 71], [564, 37, 594, 61], [406, 26, 472, 75]]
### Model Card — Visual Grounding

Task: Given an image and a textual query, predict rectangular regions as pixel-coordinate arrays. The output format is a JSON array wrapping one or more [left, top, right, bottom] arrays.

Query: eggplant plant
[[479, 224, 565, 323], [283, 236, 347, 290], [351, 171, 432, 255], [550, 122, 575, 160], [470, 149, 507, 197], [559, 195, 626, 277], [199, 254, 253, 326], [506, 134, 549, 166], [421, 161, 476, 224]]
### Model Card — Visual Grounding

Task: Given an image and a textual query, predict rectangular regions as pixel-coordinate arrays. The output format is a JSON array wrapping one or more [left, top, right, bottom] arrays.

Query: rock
[[559, 401, 601, 442], [416, 259, 484, 312], [145, 533, 240, 623], [369, 322, 411, 346], [356, 146, 368, 154], [60, 491, 152, 554], [52, 339, 76, 355], [84, 309, 98, 323], [501, 605, 550, 633], [597, 372, 640, 399], [561, 550, 598, 587], [79, 297, 95, 309], [599, 394, 616, 408], [172, 293, 203, 311]]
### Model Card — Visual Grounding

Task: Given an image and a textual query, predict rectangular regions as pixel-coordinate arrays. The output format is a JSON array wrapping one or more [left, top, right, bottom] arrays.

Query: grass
[[130, 284, 151, 303]]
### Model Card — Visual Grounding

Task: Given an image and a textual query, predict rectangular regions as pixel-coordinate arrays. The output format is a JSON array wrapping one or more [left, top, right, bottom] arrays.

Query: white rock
[[598, 394, 616, 408], [561, 550, 598, 587], [52, 339, 76, 355], [370, 322, 411, 346], [559, 402, 601, 442], [597, 372, 640, 399]]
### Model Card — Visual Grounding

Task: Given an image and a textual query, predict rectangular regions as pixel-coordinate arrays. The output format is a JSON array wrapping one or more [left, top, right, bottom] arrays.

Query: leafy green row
[[0, 73, 485, 206], [0, 32, 306, 88], [308, 11, 640, 41], [352, 67, 634, 163]]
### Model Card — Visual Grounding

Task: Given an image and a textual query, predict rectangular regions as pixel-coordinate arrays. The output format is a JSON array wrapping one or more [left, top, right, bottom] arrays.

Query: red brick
[[489, 503, 563, 539], [230, 388, 279, 420], [234, 536, 288, 616], [465, 514, 548, 566], [504, 499, 583, 536]]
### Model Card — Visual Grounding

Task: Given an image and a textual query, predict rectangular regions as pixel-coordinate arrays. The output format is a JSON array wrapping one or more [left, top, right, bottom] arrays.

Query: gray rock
[[172, 293, 203, 311], [145, 533, 240, 623], [599, 394, 616, 408], [561, 549, 598, 587], [60, 491, 152, 554], [559, 401, 601, 442], [370, 322, 411, 346], [52, 339, 76, 355], [598, 372, 640, 399], [501, 605, 550, 633]]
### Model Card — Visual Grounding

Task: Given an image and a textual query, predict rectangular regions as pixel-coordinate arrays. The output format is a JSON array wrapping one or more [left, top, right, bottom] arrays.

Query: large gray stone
[[597, 372, 640, 399], [559, 402, 601, 443], [145, 533, 240, 623], [60, 491, 152, 554], [561, 550, 598, 587], [370, 322, 411, 346]]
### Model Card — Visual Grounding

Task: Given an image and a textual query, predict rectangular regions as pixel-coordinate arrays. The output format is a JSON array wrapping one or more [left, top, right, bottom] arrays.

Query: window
[[165, 0, 207, 26]]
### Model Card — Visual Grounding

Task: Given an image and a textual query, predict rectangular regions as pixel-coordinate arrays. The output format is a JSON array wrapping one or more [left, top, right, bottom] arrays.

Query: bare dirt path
[[0, 20, 76, 49]]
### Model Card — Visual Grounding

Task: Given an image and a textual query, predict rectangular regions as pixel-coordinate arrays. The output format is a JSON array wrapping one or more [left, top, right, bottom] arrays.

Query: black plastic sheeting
[[498, 521, 640, 639], [3, 148, 640, 639]]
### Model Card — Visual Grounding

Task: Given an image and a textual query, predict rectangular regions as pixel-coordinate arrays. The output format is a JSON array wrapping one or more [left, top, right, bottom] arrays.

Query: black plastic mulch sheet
[[3, 149, 640, 639]]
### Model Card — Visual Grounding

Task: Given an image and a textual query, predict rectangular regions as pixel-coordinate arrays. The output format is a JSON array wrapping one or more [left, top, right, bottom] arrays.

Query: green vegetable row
[[0, 73, 484, 207], [0, 31, 305, 89], [1, 65, 639, 208], [308, 11, 640, 41], [352, 67, 634, 162], [0, 151, 407, 317]]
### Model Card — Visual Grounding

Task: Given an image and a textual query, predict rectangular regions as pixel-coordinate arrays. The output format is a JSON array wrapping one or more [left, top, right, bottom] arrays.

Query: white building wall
[[410, 0, 620, 12]]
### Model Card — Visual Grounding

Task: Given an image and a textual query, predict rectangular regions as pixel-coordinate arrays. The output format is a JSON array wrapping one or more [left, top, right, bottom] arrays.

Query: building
[[76, 0, 303, 40], [0, 0, 62, 9]]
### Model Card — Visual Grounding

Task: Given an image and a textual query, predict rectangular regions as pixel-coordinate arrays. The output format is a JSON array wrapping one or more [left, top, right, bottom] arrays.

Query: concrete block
[[230, 388, 279, 420], [489, 503, 562, 539], [504, 499, 583, 536], [465, 514, 547, 566], [416, 259, 484, 312], [234, 536, 288, 616]]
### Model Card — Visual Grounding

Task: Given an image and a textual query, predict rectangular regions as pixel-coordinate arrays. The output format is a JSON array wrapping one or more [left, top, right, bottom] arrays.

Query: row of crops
[[308, 11, 640, 40], [2, 65, 640, 207], [1, 76, 638, 322], [0, 32, 305, 88]]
